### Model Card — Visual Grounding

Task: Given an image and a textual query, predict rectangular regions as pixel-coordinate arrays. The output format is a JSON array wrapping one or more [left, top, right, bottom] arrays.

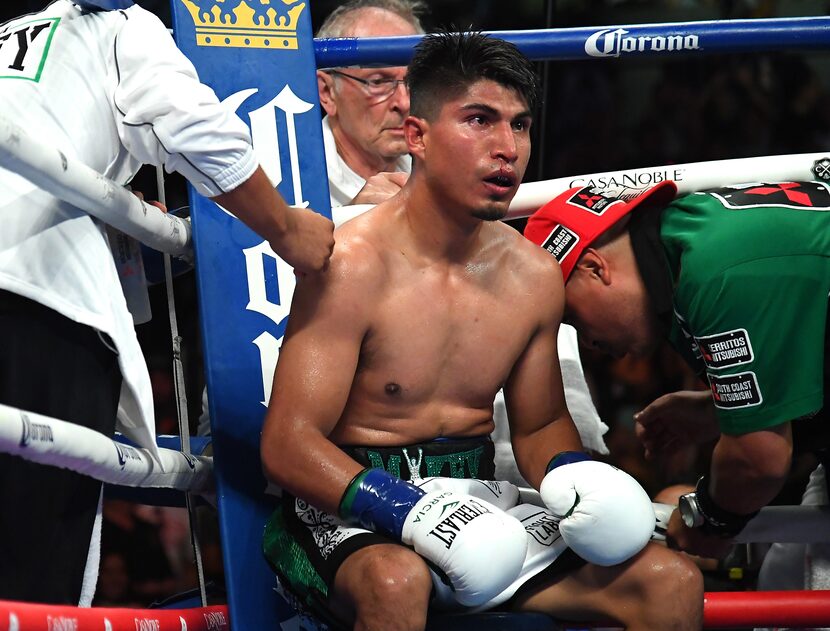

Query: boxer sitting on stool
[[261, 31, 703, 631]]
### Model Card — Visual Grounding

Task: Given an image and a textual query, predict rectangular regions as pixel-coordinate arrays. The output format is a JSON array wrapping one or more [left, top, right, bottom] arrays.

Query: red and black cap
[[523, 181, 678, 281]]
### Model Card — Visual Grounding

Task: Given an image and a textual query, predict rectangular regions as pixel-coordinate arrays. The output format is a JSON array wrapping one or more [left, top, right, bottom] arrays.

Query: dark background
[[3, 0, 830, 604]]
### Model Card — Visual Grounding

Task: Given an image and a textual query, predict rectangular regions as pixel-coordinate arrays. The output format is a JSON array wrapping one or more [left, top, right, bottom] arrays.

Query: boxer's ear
[[404, 115, 428, 160]]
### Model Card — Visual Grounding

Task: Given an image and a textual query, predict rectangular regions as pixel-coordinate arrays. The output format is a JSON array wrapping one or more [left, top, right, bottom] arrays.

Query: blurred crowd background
[[3, 0, 830, 608]]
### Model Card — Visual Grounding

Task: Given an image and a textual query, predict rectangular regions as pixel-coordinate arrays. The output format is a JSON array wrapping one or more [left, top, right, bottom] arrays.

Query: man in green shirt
[[524, 180, 830, 557]]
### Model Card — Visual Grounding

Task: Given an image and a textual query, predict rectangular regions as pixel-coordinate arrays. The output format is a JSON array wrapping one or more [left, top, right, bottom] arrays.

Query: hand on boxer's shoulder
[[540, 453, 655, 566]]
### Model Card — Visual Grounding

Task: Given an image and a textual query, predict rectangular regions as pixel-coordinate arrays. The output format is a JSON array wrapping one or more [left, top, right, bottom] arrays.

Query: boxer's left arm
[[505, 250, 654, 566], [503, 253, 581, 490]]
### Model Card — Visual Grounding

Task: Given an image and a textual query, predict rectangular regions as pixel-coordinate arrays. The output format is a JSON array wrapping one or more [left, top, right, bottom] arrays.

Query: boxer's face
[[563, 253, 660, 358], [409, 79, 532, 221], [318, 10, 417, 168]]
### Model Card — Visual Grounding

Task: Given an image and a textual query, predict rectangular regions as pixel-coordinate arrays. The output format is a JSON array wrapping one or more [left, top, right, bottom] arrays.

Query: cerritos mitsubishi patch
[[695, 328, 754, 369], [567, 187, 620, 215], [542, 225, 579, 265], [709, 372, 763, 409]]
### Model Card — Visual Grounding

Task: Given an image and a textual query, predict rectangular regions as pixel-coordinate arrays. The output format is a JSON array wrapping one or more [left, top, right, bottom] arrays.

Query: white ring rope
[[333, 152, 830, 226], [508, 152, 830, 219], [0, 114, 192, 259], [2, 403, 828, 544], [0, 403, 213, 494], [651, 501, 830, 545]]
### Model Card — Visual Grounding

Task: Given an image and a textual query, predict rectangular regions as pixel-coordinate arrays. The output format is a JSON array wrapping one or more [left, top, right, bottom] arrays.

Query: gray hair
[[316, 0, 426, 38]]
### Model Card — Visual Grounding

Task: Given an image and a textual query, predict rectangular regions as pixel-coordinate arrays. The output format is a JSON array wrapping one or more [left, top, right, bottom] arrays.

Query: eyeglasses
[[327, 70, 407, 102]]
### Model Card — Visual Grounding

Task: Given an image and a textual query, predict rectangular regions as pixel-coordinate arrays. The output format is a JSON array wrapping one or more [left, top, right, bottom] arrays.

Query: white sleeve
[[110, 6, 256, 197]]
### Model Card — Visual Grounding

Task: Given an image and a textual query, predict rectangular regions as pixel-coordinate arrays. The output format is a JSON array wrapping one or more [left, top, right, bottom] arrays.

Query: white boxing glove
[[540, 453, 655, 566], [401, 489, 528, 606], [341, 468, 528, 607]]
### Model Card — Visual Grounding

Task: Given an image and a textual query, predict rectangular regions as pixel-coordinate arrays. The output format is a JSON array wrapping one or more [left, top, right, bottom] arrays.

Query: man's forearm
[[262, 424, 363, 514], [709, 426, 792, 514], [212, 166, 289, 244]]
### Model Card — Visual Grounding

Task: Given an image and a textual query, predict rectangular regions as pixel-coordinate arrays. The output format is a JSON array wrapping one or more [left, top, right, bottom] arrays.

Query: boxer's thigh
[[511, 542, 702, 625]]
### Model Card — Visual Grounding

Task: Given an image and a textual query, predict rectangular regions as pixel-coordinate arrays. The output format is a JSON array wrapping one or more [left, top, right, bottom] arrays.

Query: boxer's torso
[[329, 202, 556, 446]]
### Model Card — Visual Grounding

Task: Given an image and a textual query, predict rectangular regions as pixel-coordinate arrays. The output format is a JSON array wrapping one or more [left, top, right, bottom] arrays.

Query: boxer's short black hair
[[407, 31, 539, 120]]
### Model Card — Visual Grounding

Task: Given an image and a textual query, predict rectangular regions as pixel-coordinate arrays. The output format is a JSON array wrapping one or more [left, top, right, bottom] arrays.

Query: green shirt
[[660, 182, 830, 435]]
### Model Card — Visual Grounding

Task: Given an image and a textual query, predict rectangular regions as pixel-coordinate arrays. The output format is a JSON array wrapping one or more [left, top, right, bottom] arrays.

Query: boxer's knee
[[632, 544, 704, 629], [335, 544, 431, 631]]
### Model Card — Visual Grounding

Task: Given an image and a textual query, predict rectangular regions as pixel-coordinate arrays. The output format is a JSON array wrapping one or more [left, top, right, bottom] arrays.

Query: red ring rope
[[704, 590, 830, 629], [0, 601, 229, 630], [3, 591, 830, 629]]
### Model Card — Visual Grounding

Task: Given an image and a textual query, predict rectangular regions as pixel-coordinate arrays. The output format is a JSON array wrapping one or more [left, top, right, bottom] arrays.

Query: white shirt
[[0, 1, 256, 453], [321, 114, 411, 208]]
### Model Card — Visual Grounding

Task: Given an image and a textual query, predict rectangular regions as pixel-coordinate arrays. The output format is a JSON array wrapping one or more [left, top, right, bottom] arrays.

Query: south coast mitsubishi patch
[[541, 225, 579, 265], [709, 372, 763, 409], [695, 328, 754, 370]]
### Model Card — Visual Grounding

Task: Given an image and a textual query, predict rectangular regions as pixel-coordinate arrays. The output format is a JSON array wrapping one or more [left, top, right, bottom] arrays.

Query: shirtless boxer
[[261, 32, 703, 631]]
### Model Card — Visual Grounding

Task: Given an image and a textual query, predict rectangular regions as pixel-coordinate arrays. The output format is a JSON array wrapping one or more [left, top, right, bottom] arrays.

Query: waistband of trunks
[[341, 435, 495, 482]]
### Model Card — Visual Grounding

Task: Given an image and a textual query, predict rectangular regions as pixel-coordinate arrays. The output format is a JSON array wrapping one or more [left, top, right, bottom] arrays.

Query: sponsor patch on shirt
[[541, 224, 579, 265], [709, 372, 763, 409], [695, 328, 754, 369]]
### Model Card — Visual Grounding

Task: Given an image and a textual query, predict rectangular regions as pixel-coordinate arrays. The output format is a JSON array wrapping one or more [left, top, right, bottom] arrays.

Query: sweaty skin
[[262, 78, 579, 513], [260, 77, 703, 631]]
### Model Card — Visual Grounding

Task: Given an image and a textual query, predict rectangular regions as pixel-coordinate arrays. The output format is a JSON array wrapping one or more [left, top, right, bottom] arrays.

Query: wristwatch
[[678, 476, 758, 537], [678, 491, 704, 528]]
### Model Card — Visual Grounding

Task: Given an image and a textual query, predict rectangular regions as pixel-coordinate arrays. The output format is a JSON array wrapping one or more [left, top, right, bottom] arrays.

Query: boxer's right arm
[[505, 249, 654, 566], [260, 240, 380, 512]]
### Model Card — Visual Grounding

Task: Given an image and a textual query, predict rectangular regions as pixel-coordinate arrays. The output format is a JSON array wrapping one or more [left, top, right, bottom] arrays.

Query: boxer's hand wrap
[[340, 468, 528, 607], [339, 468, 426, 539], [540, 452, 655, 566]]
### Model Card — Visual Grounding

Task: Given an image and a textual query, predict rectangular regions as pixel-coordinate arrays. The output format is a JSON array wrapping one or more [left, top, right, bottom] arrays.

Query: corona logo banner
[[178, 0, 306, 49]]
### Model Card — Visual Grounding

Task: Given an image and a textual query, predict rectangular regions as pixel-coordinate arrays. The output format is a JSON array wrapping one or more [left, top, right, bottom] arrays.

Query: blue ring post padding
[[345, 468, 425, 539], [314, 17, 830, 67], [168, 0, 334, 627]]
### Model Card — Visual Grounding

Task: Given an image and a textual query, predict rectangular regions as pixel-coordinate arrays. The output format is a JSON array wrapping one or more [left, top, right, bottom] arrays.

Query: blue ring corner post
[[169, 0, 331, 628]]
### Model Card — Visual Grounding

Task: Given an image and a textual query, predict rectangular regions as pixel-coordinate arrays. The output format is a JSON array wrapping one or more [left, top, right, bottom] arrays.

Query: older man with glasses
[[315, 0, 423, 207]]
